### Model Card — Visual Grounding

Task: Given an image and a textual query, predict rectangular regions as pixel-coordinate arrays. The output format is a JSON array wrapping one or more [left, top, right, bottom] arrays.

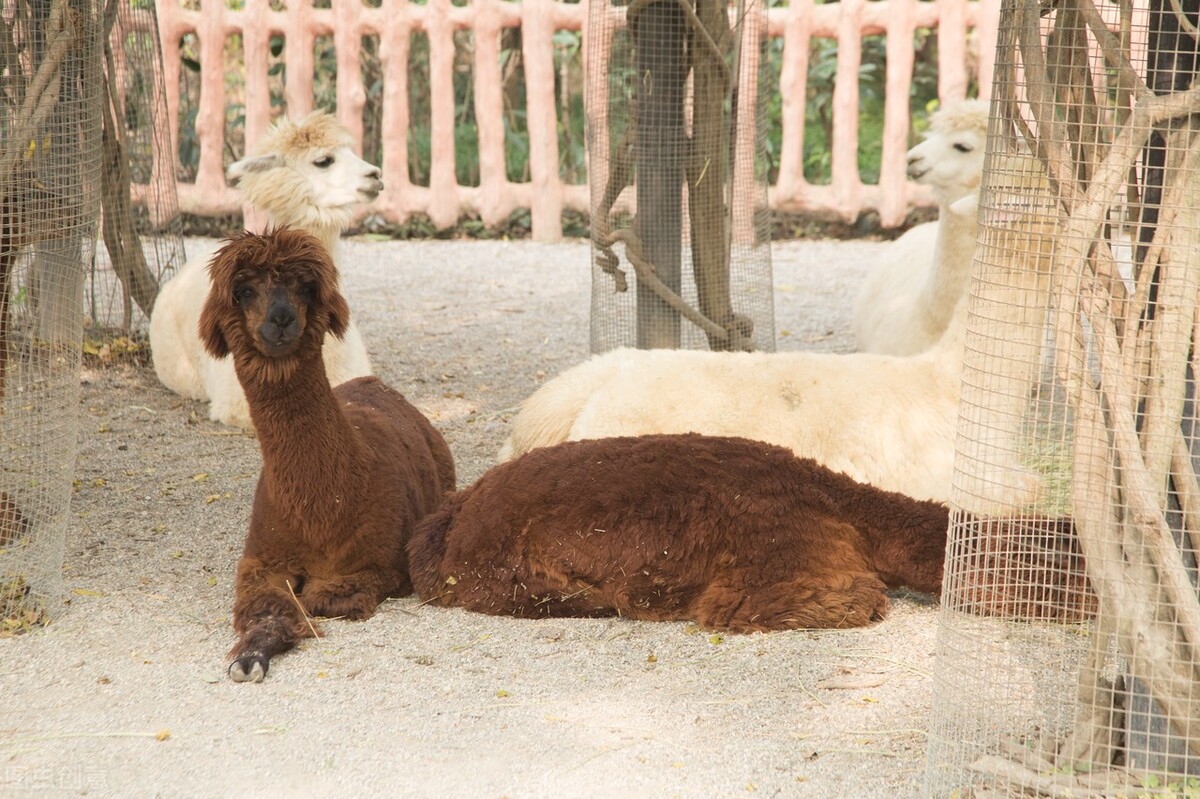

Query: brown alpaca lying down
[[200, 229, 455, 682], [409, 434, 1094, 630]]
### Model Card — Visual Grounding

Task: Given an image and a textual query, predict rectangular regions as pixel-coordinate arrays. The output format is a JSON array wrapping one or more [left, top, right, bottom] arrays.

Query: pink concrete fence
[[155, 0, 1002, 242]]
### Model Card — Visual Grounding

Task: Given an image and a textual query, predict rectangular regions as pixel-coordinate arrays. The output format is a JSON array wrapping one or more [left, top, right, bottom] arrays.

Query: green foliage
[[759, 0, 946, 187]]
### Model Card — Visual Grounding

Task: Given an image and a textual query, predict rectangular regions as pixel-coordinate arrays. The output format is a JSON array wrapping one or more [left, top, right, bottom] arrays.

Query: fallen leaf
[[155, 729, 171, 741]]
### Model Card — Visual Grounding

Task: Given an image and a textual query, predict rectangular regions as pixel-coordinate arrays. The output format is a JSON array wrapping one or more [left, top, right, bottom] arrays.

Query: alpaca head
[[906, 99, 990, 205], [226, 111, 383, 237], [199, 228, 350, 382]]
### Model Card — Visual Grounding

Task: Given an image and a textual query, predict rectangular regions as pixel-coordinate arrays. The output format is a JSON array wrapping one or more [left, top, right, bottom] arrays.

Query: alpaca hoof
[[229, 655, 267, 683]]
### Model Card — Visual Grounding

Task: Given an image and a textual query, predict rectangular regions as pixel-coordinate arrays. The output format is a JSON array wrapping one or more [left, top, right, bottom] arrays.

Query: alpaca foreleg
[[299, 571, 401, 621], [689, 572, 891, 632], [228, 557, 313, 683]]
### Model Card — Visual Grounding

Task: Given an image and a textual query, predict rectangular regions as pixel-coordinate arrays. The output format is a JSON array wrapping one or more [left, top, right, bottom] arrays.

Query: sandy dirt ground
[[0, 237, 946, 798]]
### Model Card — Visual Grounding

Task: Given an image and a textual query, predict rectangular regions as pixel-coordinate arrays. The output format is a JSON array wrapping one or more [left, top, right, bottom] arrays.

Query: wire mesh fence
[[927, 0, 1200, 794], [91, 0, 182, 333], [586, 0, 775, 354], [2, 0, 103, 630]]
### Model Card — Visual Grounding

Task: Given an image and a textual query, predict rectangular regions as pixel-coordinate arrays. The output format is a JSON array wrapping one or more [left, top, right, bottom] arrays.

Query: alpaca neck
[[924, 270, 974, 367], [238, 351, 361, 537], [837, 481, 949, 594], [919, 206, 978, 334], [266, 216, 343, 261]]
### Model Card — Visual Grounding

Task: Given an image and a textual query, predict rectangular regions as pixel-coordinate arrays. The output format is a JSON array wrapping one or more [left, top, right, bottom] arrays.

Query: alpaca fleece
[[201, 228, 455, 682], [414, 434, 1092, 629], [411, 434, 949, 631]]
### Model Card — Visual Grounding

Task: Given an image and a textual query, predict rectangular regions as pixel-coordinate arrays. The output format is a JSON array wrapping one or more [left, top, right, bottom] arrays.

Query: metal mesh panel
[[927, 0, 1200, 794], [585, 0, 774, 354], [2, 0, 102, 630], [90, 0, 183, 332]]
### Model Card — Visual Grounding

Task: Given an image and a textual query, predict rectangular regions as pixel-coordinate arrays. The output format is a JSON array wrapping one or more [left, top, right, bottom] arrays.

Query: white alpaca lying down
[[500, 297, 1043, 513], [149, 111, 379, 429], [854, 99, 989, 355], [498, 303, 1037, 513], [500, 155, 1058, 514]]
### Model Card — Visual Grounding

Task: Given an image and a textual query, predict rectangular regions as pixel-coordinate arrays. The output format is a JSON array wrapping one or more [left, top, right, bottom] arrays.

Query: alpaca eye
[[234, 286, 255, 304], [313, 155, 335, 168], [953, 142, 974, 153]]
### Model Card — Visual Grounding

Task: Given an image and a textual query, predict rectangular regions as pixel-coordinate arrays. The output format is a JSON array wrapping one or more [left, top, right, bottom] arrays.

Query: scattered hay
[[0, 575, 50, 637]]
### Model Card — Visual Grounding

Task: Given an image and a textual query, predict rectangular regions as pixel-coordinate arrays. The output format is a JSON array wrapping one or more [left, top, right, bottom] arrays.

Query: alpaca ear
[[949, 192, 979, 218], [198, 293, 231, 359], [325, 289, 351, 340], [227, 154, 284, 184]]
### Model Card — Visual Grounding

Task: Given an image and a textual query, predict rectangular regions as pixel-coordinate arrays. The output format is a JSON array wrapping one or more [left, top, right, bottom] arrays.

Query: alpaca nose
[[268, 302, 296, 330], [259, 289, 300, 346], [907, 155, 929, 180], [364, 166, 383, 193]]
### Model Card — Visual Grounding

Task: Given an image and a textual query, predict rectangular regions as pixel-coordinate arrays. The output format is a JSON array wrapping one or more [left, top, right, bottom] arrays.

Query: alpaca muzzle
[[258, 290, 302, 353], [906, 158, 930, 181], [359, 175, 384, 201]]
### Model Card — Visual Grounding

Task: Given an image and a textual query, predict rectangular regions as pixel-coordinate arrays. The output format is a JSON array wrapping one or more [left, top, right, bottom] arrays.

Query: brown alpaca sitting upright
[[408, 434, 1092, 630], [200, 228, 456, 682]]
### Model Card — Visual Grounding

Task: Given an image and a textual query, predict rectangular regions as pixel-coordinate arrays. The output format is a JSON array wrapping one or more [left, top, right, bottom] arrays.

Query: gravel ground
[[0, 237, 947, 798]]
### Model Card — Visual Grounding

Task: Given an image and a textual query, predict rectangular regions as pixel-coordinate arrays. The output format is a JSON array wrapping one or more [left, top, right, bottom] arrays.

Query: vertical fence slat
[[474, 0, 510, 226], [937, 0, 969, 102], [557, 0, 587, 214], [334, 0, 366, 146], [831, 0, 864, 218], [974, 0, 1002, 99], [242, 2, 273, 230], [771, 0, 809, 211], [194, 3, 229, 203], [376, 0, 414, 221], [733, 0, 766, 244], [285, 0, 317, 117], [879, 0, 917, 227], [522, 0, 563, 241], [426, 0, 461, 228], [156, 0, 185, 206]]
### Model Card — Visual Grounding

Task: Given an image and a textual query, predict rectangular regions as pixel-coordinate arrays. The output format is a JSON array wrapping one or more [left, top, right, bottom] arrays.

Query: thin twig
[[611, 229, 753, 351], [285, 578, 322, 640], [1168, 0, 1199, 39]]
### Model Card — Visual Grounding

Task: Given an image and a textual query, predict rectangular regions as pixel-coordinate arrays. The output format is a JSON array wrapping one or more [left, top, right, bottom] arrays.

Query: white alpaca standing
[[148, 111, 381, 429], [853, 99, 990, 355]]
